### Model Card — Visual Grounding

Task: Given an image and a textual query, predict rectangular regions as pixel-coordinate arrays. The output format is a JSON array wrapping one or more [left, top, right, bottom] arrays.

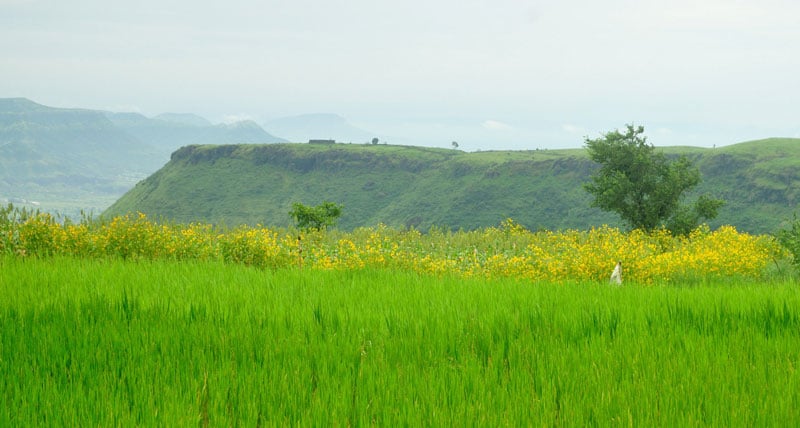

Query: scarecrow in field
[[610, 261, 622, 285]]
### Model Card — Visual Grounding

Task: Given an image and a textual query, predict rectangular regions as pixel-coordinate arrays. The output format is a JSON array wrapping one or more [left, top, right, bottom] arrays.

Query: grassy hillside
[[691, 138, 800, 233], [104, 138, 800, 233], [105, 143, 618, 230]]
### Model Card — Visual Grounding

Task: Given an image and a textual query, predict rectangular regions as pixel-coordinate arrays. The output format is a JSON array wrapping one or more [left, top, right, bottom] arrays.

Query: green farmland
[[2, 256, 800, 426]]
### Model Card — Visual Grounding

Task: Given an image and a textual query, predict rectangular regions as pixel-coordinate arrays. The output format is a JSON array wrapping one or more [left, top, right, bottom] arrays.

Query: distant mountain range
[[104, 111, 287, 158], [153, 113, 212, 127], [0, 98, 286, 216]]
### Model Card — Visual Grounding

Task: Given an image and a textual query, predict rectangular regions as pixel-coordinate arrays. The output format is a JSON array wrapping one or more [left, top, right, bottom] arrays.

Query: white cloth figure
[[610, 261, 622, 285]]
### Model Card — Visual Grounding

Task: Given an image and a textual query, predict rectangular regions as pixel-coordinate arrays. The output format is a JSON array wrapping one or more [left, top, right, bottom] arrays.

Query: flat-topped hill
[[104, 139, 800, 233]]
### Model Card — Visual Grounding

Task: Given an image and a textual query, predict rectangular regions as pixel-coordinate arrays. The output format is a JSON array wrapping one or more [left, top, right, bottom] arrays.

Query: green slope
[[105, 139, 800, 233], [693, 138, 800, 233], [106, 143, 622, 230]]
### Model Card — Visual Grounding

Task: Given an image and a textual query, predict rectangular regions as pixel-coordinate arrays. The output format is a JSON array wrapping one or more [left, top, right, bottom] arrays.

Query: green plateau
[[105, 138, 800, 234]]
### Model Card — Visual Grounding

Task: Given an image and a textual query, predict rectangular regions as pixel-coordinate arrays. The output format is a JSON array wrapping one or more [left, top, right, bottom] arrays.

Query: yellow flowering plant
[[0, 207, 785, 283]]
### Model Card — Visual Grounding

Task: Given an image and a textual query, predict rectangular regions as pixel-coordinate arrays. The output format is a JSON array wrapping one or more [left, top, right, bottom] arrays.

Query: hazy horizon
[[2, 0, 798, 150]]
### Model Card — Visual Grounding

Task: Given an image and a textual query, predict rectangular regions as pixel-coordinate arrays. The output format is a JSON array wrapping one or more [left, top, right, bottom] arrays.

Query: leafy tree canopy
[[289, 201, 343, 231], [583, 124, 724, 234]]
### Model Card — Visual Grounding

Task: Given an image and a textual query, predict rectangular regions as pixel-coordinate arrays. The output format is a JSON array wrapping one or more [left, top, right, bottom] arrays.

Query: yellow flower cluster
[[0, 213, 784, 283]]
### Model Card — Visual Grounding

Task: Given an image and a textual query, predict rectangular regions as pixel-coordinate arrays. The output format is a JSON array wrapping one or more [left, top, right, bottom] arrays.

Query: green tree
[[583, 124, 724, 234], [289, 201, 343, 231], [777, 214, 800, 269]]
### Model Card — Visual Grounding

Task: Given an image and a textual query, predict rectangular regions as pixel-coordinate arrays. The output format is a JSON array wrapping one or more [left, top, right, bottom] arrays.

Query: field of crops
[[0, 209, 786, 284], [2, 256, 800, 425], [2, 208, 800, 425]]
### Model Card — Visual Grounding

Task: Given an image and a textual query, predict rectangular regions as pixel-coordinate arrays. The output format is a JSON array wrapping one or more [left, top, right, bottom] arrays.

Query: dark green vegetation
[[2, 256, 800, 425], [777, 214, 800, 269], [289, 201, 343, 231], [106, 138, 800, 233], [0, 98, 285, 217], [106, 143, 613, 231], [585, 125, 723, 234]]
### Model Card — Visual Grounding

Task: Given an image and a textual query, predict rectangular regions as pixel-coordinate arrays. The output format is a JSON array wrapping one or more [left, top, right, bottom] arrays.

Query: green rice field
[[2, 256, 800, 426]]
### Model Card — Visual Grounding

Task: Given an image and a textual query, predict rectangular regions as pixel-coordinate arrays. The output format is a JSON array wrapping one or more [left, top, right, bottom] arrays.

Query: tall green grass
[[2, 256, 800, 425]]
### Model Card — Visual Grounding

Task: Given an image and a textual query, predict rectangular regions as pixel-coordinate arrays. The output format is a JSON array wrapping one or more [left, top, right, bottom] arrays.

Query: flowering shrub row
[[0, 210, 784, 283]]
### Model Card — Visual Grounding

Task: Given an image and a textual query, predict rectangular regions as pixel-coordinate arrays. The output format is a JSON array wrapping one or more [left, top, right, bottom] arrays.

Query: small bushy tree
[[584, 124, 724, 234], [289, 201, 343, 231]]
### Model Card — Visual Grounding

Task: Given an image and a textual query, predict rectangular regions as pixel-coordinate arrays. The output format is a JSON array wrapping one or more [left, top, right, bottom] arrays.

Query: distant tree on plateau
[[289, 201, 343, 231], [583, 124, 724, 235]]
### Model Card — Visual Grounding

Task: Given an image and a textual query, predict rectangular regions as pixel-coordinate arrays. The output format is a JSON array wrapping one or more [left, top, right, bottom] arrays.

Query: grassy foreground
[[2, 256, 800, 426]]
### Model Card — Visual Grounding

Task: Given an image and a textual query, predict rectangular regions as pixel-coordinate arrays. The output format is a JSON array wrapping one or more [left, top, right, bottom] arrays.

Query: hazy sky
[[2, 0, 798, 150]]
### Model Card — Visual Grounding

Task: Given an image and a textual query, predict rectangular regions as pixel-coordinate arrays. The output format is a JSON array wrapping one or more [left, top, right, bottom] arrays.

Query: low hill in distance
[[153, 112, 212, 127], [106, 112, 288, 158], [104, 138, 800, 234], [0, 98, 286, 217]]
